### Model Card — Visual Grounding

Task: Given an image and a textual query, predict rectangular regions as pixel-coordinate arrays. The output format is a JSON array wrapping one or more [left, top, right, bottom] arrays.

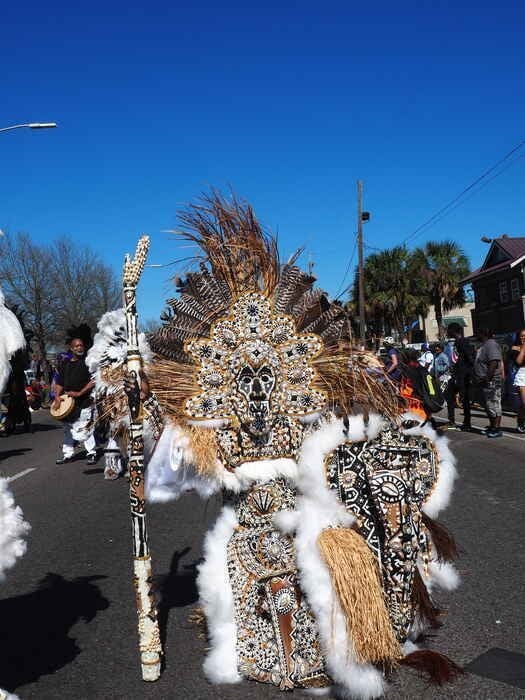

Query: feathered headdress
[[148, 191, 397, 430]]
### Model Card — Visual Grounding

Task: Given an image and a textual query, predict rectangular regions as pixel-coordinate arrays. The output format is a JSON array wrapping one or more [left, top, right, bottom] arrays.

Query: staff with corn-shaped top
[[123, 236, 162, 681]]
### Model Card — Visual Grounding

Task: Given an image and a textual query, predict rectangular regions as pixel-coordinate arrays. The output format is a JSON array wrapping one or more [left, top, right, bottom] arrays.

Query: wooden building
[[463, 236, 525, 334]]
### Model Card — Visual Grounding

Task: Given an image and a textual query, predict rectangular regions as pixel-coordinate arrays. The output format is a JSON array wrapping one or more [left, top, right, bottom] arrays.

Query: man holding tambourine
[[52, 337, 97, 464]]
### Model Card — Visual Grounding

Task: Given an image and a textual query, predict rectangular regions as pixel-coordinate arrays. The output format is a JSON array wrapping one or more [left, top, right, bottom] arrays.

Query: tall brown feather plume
[[422, 514, 459, 562], [274, 265, 315, 313], [175, 190, 280, 298], [291, 288, 326, 329]]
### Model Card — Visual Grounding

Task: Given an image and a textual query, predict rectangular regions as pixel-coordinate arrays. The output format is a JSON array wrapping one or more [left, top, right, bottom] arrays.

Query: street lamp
[[0, 122, 57, 133]]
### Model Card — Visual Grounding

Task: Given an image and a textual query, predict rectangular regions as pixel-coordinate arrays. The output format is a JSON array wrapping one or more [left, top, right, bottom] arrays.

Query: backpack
[[401, 364, 445, 413], [456, 338, 476, 368]]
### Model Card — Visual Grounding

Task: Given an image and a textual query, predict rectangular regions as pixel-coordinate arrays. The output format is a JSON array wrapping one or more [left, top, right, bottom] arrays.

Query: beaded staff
[[123, 236, 162, 681]]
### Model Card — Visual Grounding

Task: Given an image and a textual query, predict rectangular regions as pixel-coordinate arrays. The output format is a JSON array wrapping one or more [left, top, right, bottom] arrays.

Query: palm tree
[[352, 246, 429, 340], [416, 241, 470, 339]]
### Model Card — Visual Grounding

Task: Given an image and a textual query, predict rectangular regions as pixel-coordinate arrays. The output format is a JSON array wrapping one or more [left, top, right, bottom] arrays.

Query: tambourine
[[50, 394, 76, 420]]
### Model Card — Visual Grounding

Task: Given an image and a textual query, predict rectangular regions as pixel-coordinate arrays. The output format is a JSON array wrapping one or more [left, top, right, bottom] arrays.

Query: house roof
[[462, 236, 525, 283], [497, 236, 525, 258]]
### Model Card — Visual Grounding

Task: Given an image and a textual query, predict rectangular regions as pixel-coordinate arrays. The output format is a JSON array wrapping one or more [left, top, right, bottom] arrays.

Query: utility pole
[[357, 180, 370, 346], [357, 180, 365, 344]]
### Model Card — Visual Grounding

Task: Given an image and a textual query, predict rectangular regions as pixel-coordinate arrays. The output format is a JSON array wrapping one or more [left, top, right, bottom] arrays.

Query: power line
[[334, 236, 357, 300], [402, 139, 525, 245], [411, 151, 525, 233]]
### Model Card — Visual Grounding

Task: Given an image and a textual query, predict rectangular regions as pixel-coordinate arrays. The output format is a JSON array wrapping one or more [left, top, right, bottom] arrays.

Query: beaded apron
[[225, 479, 330, 690]]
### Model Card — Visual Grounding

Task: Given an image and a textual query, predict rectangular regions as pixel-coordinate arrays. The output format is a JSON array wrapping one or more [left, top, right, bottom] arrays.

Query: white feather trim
[[401, 414, 457, 519], [293, 417, 385, 699], [272, 509, 300, 534], [0, 287, 26, 394], [186, 418, 230, 429], [305, 688, 332, 696], [402, 639, 419, 655], [197, 506, 241, 684], [0, 477, 31, 581], [0, 689, 21, 700], [86, 308, 151, 386], [426, 560, 460, 592], [220, 457, 298, 493], [298, 411, 322, 425], [363, 413, 385, 440], [146, 423, 219, 502]]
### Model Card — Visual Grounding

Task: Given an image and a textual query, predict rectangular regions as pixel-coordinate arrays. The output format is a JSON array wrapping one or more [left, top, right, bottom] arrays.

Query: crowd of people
[[382, 323, 525, 437], [4, 322, 525, 461]]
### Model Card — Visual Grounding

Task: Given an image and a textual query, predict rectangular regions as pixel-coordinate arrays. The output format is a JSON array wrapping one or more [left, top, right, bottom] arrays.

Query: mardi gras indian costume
[[131, 194, 460, 698], [0, 289, 30, 700], [86, 309, 159, 480]]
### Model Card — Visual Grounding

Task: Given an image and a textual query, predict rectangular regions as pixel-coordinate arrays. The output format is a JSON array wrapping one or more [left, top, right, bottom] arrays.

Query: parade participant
[[53, 333, 97, 464], [0, 287, 31, 700], [86, 308, 153, 480], [127, 192, 460, 698]]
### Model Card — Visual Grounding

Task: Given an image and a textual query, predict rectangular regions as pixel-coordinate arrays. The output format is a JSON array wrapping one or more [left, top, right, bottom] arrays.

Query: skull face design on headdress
[[234, 359, 276, 436], [184, 293, 326, 442]]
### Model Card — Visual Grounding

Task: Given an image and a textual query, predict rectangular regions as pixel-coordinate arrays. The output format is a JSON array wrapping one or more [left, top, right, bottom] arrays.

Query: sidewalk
[[435, 404, 525, 442]]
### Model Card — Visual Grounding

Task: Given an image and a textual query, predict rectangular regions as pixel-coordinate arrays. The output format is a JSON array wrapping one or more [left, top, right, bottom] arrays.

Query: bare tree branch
[[0, 232, 121, 356]]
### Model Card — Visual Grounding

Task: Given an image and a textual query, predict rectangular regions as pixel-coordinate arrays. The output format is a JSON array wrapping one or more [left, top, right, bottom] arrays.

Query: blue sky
[[2, 0, 524, 323]]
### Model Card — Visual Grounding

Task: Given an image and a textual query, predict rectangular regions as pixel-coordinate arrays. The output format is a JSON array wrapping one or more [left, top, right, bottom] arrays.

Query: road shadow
[[83, 467, 105, 475], [466, 648, 525, 690], [0, 572, 109, 691], [155, 547, 200, 648], [30, 422, 60, 433], [0, 447, 32, 461]]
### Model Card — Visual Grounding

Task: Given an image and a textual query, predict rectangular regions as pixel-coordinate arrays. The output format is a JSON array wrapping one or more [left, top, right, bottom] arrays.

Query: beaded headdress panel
[[148, 191, 397, 467]]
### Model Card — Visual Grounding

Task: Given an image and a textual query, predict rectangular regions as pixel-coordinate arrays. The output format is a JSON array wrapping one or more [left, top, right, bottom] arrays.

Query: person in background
[[433, 343, 450, 377], [383, 337, 401, 381], [26, 378, 42, 411], [433, 343, 455, 430], [475, 328, 504, 438], [399, 348, 428, 422], [418, 342, 434, 373], [53, 337, 97, 464], [446, 323, 475, 430], [50, 349, 72, 402], [29, 353, 41, 379], [4, 349, 31, 434], [509, 328, 525, 433]]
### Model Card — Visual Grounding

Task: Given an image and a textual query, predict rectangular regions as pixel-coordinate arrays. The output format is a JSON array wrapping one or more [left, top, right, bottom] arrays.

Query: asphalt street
[[1, 411, 524, 700]]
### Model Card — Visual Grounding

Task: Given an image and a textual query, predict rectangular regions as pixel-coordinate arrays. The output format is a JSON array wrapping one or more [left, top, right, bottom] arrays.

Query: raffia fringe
[[189, 426, 219, 477], [317, 527, 402, 666]]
